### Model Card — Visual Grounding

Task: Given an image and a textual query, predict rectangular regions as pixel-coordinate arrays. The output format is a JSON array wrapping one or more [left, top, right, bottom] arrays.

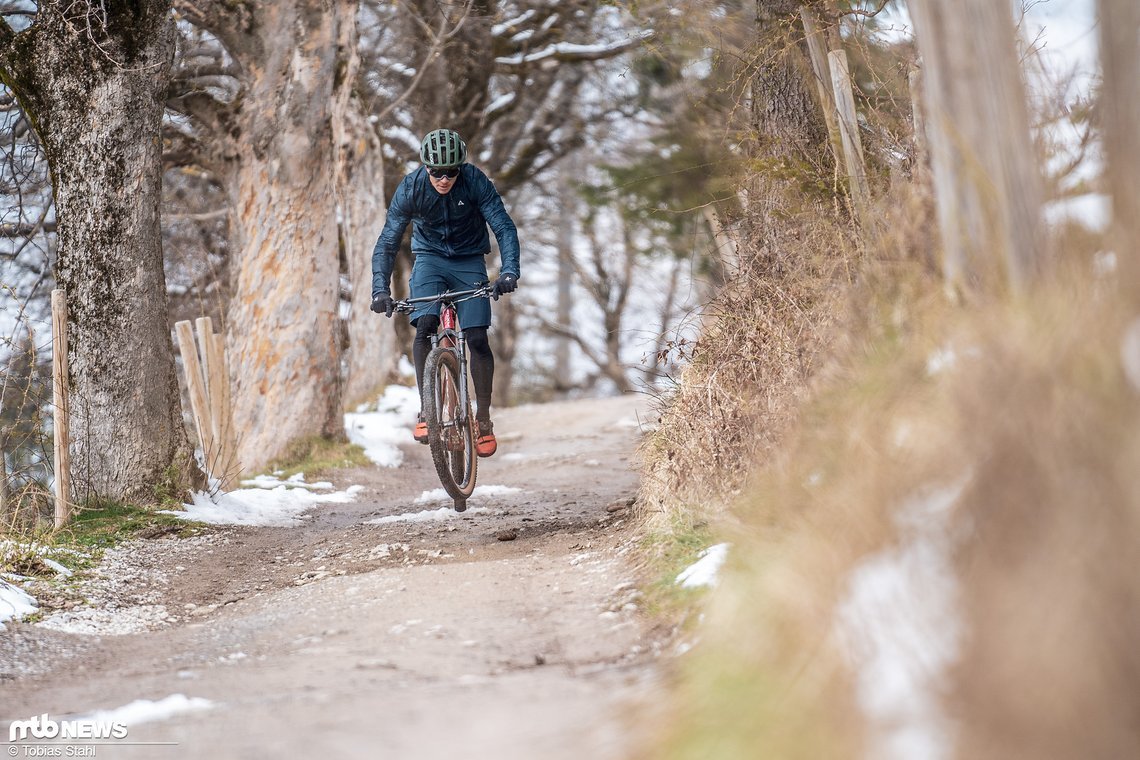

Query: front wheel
[[422, 347, 477, 501]]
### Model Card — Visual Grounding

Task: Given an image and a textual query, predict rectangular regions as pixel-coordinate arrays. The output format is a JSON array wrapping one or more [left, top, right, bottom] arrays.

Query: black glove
[[371, 293, 396, 317], [491, 273, 518, 300]]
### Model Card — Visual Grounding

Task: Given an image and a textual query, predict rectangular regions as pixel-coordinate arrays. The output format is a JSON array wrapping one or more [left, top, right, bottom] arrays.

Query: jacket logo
[[457, 200, 465, 206]]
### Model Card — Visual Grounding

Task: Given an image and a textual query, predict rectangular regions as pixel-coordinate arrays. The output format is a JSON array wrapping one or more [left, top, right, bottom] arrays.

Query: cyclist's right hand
[[371, 294, 396, 318]]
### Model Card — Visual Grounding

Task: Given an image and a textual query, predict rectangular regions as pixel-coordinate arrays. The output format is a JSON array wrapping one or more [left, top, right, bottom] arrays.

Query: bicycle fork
[[433, 308, 472, 429]]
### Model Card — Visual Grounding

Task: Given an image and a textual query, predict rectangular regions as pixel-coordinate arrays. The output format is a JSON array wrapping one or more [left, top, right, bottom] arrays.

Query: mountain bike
[[392, 283, 496, 512]]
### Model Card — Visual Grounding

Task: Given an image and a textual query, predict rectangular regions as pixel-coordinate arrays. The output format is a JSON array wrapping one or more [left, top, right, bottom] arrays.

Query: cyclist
[[370, 128, 520, 457]]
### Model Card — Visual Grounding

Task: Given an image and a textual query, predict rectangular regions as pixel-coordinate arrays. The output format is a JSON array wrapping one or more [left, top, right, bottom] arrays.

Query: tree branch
[[493, 31, 653, 68]]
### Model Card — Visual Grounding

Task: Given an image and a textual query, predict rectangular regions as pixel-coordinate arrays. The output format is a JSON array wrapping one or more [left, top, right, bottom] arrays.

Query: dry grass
[[639, 251, 1140, 758], [637, 183, 864, 533]]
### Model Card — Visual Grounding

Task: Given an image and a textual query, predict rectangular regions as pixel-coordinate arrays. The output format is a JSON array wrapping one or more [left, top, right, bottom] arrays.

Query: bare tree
[[0, 2, 200, 503], [359, 0, 655, 403]]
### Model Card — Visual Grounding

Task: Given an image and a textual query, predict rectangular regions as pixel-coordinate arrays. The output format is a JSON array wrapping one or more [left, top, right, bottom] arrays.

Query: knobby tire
[[422, 347, 477, 502]]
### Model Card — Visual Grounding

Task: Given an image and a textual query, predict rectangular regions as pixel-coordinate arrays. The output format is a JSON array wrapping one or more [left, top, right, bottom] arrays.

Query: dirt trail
[[2, 395, 666, 759]]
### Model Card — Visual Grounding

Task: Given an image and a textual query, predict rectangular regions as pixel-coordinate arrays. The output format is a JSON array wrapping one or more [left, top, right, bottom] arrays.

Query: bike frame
[[396, 284, 491, 441], [391, 283, 496, 509], [432, 299, 471, 429]]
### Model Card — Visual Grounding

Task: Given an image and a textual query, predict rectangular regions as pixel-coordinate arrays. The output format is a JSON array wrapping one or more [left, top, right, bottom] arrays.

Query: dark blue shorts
[[409, 253, 492, 328]]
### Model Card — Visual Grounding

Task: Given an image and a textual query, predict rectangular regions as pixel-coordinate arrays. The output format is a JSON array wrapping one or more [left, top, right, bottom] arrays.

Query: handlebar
[[392, 283, 498, 314]]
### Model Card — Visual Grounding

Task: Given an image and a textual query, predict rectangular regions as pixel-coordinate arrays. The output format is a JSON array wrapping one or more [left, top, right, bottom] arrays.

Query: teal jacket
[[372, 164, 520, 297]]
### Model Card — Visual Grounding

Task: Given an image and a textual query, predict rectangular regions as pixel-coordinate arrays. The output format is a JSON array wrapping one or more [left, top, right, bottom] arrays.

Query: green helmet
[[420, 128, 467, 168]]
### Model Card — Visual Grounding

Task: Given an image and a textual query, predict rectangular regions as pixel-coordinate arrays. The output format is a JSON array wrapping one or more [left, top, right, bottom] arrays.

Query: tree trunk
[[490, 296, 517, 409], [221, 2, 354, 471], [753, 1, 833, 173], [0, 3, 199, 503], [334, 15, 398, 408], [908, 0, 1045, 297], [554, 180, 575, 390], [1098, 0, 1140, 301]]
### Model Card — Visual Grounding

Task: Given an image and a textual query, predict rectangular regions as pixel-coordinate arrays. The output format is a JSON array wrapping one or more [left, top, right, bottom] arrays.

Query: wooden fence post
[[218, 333, 238, 489], [800, 7, 842, 167], [51, 289, 71, 529], [175, 320, 214, 471], [202, 322, 238, 491], [176, 319, 238, 490], [828, 48, 872, 230], [0, 440, 8, 524]]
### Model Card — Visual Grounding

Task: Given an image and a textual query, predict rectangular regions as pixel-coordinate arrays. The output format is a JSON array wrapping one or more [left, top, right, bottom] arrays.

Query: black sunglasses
[[426, 166, 460, 179]]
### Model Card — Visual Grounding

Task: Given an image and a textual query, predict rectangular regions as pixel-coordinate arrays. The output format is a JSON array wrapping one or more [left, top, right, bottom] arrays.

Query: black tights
[[413, 316, 494, 421]]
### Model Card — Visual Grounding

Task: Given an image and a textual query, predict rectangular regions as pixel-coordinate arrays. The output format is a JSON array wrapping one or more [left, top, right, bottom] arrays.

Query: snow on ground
[[369, 506, 492, 524], [241, 473, 335, 491], [834, 476, 971, 760], [75, 694, 215, 725], [1122, 317, 1140, 393], [675, 544, 730, 589], [161, 478, 365, 527], [167, 382, 423, 527], [413, 484, 521, 505], [365, 484, 522, 523], [0, 578, 37, 630], [345, 383, 421, 467]]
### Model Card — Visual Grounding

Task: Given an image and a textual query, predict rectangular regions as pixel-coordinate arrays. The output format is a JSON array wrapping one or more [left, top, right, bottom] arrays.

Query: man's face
[[427, 166, 459, 195]]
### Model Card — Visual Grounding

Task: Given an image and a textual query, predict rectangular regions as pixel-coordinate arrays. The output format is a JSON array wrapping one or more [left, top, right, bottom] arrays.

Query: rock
[[495, 529, 519, 542], [606, 497, 635, 513]]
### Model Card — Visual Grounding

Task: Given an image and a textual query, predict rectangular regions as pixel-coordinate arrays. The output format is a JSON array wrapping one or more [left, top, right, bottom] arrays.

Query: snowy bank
[[675, 544, 730, 589], [161, 479, 364, 527], [0, 578, 37, 629], [345, 383, 421, 467]]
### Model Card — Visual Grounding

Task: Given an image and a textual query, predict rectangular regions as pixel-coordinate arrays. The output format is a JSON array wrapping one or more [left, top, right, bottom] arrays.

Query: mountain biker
[[370, 128, 520, 458]]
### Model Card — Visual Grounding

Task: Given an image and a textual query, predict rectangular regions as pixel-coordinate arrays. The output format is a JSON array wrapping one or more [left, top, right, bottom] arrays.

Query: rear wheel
[[423, 347, 476, 501]]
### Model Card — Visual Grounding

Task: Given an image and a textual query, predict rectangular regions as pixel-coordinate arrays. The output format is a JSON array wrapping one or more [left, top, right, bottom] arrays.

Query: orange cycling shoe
[[476, 419, 497, 458], [413, 414, 429, 444]]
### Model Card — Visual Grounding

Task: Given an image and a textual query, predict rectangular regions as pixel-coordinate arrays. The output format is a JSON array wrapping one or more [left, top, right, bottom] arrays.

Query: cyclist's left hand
[[371, 294, 396, 317], [491, 273, 517, 300]]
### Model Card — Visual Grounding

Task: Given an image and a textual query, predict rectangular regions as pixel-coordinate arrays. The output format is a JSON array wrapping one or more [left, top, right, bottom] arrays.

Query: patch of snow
[[495, 31, 654, 66], [835, 477, 971, 760], [675, 543, 729, 589], [1122, 317, 1140, 394], [241, 474, 334, 491], [0, 578, 38, 629], [345, 384, 421, 467], [491, 8, 537, 36], [39, 557, 73, 578], [75, 694, 215, 725], [0, 540, 80, 578], [369, 506, 492, 525], [160, 483, 363, 527], [925, 345, 957, 376], [413, 484, 522, 505]]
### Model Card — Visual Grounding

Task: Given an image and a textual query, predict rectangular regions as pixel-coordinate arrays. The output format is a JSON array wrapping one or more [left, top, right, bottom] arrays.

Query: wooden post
[[51, 289, 71, 529], [800, 7, 842, 167], [206, 330, 238, 490], [909, 66, 928, 169], [175, 320, 214, 469], [0, 439, 8, 524], [828, 49, 872, 229]]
